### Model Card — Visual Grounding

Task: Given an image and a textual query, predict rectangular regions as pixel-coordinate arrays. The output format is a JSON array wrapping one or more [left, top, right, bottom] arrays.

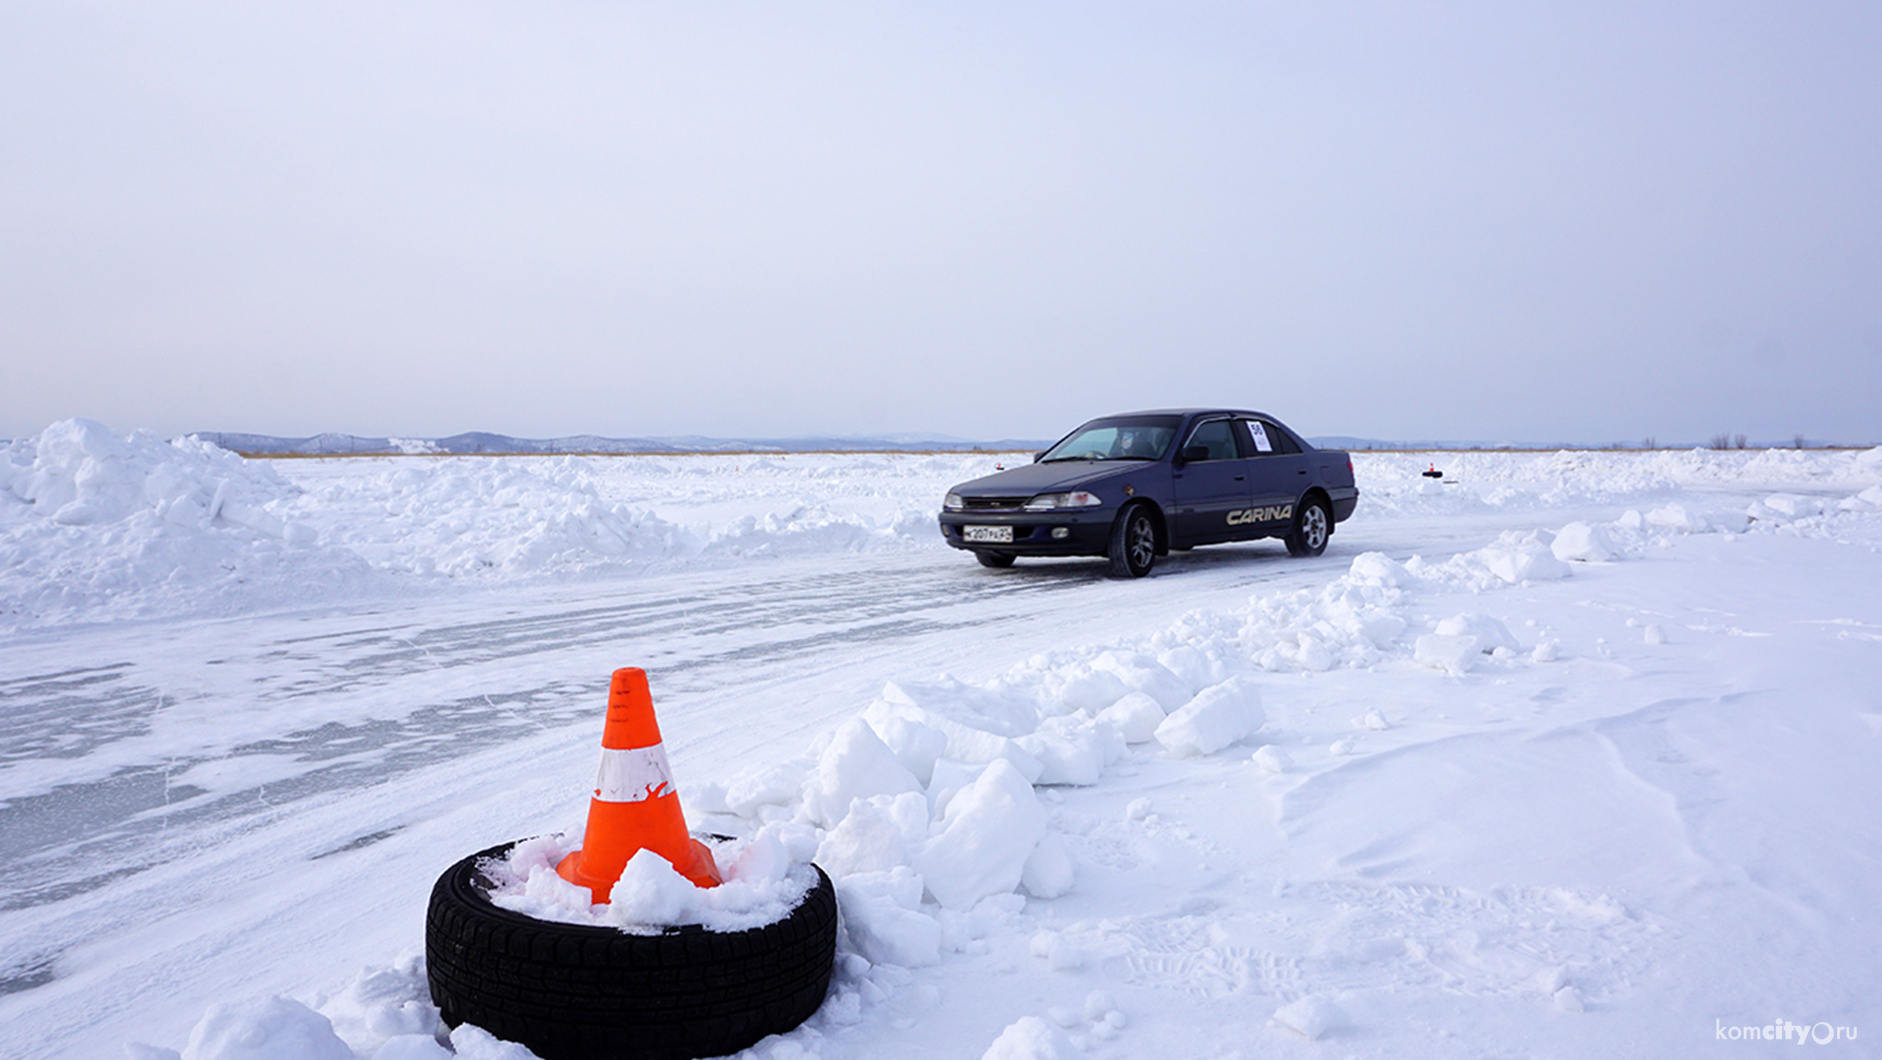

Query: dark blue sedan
[[938, 409, 1359, 577]]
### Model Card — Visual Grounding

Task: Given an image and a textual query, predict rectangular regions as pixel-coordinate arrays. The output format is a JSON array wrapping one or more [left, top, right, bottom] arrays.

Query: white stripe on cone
[[592, 744, 676, 803]]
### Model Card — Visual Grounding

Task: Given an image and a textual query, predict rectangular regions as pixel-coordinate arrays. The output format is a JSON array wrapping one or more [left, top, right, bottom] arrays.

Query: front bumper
[[937, 509, 1115, 556]]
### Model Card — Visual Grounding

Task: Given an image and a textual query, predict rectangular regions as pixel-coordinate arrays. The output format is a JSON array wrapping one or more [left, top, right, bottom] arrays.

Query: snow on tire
[[425, 841, 838, 1060]]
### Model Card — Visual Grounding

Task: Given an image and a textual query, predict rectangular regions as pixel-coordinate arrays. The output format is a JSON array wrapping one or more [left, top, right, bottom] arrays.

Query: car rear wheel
[[975, 550, 1015, 569], [1107, 506, 1157, 578], [1284, 498, 1331, 557]]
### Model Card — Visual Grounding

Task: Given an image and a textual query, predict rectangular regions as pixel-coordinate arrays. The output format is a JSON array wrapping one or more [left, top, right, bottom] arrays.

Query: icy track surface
[[3, 420, 1881, 1059]]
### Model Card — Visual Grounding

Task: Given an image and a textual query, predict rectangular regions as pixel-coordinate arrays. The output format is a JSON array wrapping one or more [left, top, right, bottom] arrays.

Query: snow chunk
[[863, 698, 1045, 784], [1090, 650, 1193, 710], [1415, 634, 1480, 675], [815, 791, 928, 878], [982, 1016, 1082, 1060], [913, 759, 1048, 910], [1020, 832, 1075, 899], [1097, 691, 1167, 744], [863, 712, 949, 786], [1252, 745, 1291, 773], [1271, 994, 1345, 1040], [1157, 643, 1225, 691], [179, 996, 354, 1060], [1433, 612, 1521, 653], [606, 850, 700, 927], [1551, 521, 1615, 562], [1016, 714, 1120, 786], [1155, 675, 1265, 757], [803, 717, 923, 828], [372, 1035, 453, 1059], [317, 956, 439, 1055], [721, 761, 807, 819], [1347, 551, 1409, 588], [1647, 502, 1709, 533], [836, 867, 941, 968], [448, 1023, 541, 1060], [1474, 535, 1572, 583], [1759, 493, 1826, 519], [1052, 664, 1130, 713]]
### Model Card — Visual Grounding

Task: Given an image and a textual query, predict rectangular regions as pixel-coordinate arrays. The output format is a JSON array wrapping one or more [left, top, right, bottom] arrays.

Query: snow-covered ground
[[4, 420, 1881, 1059]]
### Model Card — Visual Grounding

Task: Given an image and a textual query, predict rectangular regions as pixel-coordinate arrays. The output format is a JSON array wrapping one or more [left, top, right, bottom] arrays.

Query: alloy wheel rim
[[1129, 516, 1155, 570]]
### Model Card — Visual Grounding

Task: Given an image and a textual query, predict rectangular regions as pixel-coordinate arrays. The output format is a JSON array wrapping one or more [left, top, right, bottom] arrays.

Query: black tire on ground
[[1107, 505, 1157, 578], [1284, 497, 1332, 557], [975, 550, 1015, 569], [426, 842, 838, 1060]]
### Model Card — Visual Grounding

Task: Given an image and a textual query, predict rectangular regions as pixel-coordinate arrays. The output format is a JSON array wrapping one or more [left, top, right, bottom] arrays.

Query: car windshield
[[1039, 418, 1181, 462]]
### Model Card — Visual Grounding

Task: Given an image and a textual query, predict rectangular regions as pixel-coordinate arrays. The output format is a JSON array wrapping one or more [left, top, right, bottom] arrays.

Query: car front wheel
[[1107, 506, 1157, 578], [1284, 498, 1331, 557]]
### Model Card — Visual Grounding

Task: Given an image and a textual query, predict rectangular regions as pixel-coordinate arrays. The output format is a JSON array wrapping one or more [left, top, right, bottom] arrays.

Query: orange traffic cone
[[556, 668, 722, 901]]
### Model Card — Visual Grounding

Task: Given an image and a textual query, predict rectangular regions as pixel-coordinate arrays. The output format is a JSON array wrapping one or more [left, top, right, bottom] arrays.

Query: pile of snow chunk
[[479, 831, 823, 936], [2, 418, 299, 531], [126, 957, 453, 1060], [689, 649, 1297, 969], [680, 540, 1658, 978], [0, 419, 375, 626]]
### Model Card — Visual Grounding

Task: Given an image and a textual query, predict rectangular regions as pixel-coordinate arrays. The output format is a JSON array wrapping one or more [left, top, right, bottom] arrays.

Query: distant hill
[[1306, 436, 1568, 451], [187, 431, 1052, 457]]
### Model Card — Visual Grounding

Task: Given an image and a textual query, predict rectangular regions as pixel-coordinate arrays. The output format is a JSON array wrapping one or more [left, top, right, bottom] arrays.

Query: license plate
[[963, 525, 1013, 544]]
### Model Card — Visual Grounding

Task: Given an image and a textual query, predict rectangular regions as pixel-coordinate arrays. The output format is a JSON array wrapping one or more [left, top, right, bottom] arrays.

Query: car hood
[[949, 460, 1146, 496]]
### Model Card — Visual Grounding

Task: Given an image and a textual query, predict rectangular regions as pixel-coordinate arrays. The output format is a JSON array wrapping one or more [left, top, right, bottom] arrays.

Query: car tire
[[1284, 498, 1331, 557], [1107, 505, 1157, 578], [426, 841, 838, 1060], [975, 550, 1015, 569]]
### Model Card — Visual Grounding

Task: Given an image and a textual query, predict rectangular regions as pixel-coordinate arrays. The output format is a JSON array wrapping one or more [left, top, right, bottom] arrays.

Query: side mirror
[[1033, 451, 1045, 463], [1178, 445, 1210, 465]]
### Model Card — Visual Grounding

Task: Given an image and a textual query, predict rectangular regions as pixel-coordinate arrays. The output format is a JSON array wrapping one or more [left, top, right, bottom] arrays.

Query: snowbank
[[0, 420, 1022, 629]]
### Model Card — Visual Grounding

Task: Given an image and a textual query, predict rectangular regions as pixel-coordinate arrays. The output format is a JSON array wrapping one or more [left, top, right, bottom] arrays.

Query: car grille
[[962, 496, 1029, 511]]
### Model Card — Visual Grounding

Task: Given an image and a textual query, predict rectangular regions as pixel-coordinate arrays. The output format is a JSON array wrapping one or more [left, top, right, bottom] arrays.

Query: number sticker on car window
[[1248, 420, 1273, 453]]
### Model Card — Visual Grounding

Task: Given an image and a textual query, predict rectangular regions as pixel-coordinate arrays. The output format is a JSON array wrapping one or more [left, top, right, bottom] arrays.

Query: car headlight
[[944, 493, 964, 511], [1022, 490, 1102, 511]]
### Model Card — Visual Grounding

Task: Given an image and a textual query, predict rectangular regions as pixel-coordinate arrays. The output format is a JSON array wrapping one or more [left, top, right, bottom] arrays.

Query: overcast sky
[[5, 1, 1879, 446]]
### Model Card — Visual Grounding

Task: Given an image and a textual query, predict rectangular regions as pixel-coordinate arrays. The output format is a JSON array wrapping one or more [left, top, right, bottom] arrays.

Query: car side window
[[1241, 419, 1299, 456], [1184, 419, 1239, 461]]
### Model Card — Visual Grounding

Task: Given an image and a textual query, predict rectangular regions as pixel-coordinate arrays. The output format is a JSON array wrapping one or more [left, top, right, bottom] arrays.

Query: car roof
[[1088, 408, 1275, 420]]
